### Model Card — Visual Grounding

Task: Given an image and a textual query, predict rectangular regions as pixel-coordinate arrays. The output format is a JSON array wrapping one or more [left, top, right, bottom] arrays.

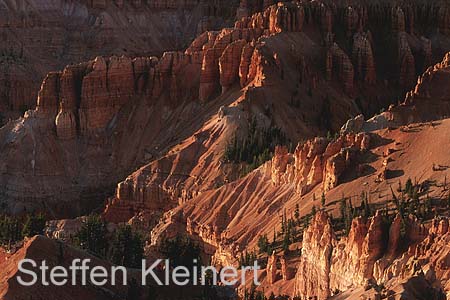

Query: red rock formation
[[420, 36, 433, 71], [266, 251, 278, 284], [270, 132, 370, 194], [330, 217, 369, 290], [0, 236, 128, 299], [220, 40, 247, 93], [30, 51, 208, 140], [280, 255, 294, 281], [344, 6, 360, 37], [198, 1, 307, 100], [239, 43, 256, 87], [200, 48, 221, 102], [352, 33, 376, 85], [295, 211, 449, 299], [391, 52, 450, 123], [35, 72, 60, 115], [438, 4, 450, 35], [55, 64, 88, 139], [327, 43, 354, 94], [236, 1, 304, 34], [373, 216, 450, 294], [398, 32, 416, 90], [103, 174, 179, 224], [0, 0, 233, 118], [268, 2, 304, 33], [294, 212, 334, 300], [245, 46, 266, 87], [392, 7, 406, 32], [320, 5, 333, 33], [270, 146, 291, 186], [36, 56, 187, 140], [359, 211, 386, 278]]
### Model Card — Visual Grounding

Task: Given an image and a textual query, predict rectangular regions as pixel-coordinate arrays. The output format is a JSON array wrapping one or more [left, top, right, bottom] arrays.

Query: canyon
[[0, 0, 237, 120], [0, 0, 450, 299]]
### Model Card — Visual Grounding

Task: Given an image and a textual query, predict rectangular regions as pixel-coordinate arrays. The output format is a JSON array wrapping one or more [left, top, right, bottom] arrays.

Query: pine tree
[[397, 180, 403, 193], [311, 205, 317, 216], [405, 178, 413, 197], [282, 226, 291, 252], [110, 225, 144, 268], [425, 193, 432, 215], [321, 192, 326, 207], [412, 187, 419, 208], [22, 213, 46, 238], [273, 227, 277, 243], [294, 203, 300, 220], [257, 235, 270, 255], [74, 215, 108, 258], [339, 198, 347, 221]]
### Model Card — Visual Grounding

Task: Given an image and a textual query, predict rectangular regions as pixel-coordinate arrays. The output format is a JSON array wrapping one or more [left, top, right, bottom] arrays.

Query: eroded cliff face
[[295, 212, 334, 300], [4, 0, 450, 121], [2, 0, 450, 244], [270, 132, 371, 195], [0, 51, 207, 215], [342, 51, 450, 133], [294, 212, 449, 299], [197, 1, 306, 101], [0, 0, 447, 233], [392, 52, 450, 124], [0, 0, 235, 120], [103, 1, 322, 223]]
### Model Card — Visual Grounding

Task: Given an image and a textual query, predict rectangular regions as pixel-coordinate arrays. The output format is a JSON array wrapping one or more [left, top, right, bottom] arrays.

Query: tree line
[[0, 213, 46, 247], [223, 117, 289, 176], [73, 215, 144, 269]]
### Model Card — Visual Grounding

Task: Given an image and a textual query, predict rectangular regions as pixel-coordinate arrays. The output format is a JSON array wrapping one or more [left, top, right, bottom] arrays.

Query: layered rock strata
[[270, 132, 371, 195], [294, 212, 449, 299]]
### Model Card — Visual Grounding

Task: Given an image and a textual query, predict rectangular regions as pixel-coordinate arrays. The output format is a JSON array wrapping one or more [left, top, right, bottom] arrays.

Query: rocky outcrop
[[294, 212, 334, 300], [200, 2, 306, 101], [326, 43, 354, 94], [0, 0, 234, 118], [294, 212, 449, 299], [420, 37, 433, 72], [200, 47, 221, 102], [199, 28, 260, 101], [270, 132, 371, 194], [0, 236, 128, 300], [0, 46, 213, 215], [391, 52, 450, 124], [103, 175, 180, 224], [438, 4, 450, 35], [239, 43, 256, 87], [344, 6, 365, 37], [340, 50, 450, 133], [266, 251, 278, 284], [220, 40, 247, 93], [280, 255, 294, 281], [236, 1, 304, 34], [352, 33, 376, 85], [269, 2, 304, 33], [398, 32, 416, 90], [373, 217, 450, 294], [236, 0, 276, 19], [33, 54, 202, 139], [392, 7, 406, 32]]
